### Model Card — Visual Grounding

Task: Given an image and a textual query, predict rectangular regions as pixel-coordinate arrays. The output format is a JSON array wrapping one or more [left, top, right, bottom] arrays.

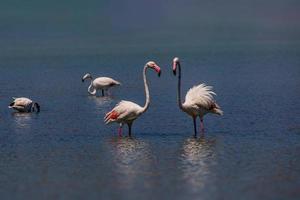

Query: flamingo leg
[[193, 117, 197, 137], [101, 90, 104, 96], [200, 117, 204, 134], [118, 123, 123, 137], [127, 122, 133, 137]]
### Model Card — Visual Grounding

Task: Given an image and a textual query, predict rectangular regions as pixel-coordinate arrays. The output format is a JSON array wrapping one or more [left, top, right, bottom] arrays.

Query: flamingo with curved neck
[[82, 73, 121, 96], [9, 97, 40, 113], [172, 57, 223, 136], [104, 61, 161, 137]]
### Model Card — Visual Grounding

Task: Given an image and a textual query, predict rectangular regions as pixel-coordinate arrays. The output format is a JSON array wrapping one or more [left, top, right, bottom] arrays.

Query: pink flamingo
[[82, 73, 121, 96], [172, 57, 223, 136], [104, 61, 161, 137]]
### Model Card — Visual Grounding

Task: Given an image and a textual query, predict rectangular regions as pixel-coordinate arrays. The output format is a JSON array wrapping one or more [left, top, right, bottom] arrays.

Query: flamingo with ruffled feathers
[[8, 97, 40, 113], [82, 73, 121, 96], [104, 61, 161, 137], [172, 57, 223, 136]]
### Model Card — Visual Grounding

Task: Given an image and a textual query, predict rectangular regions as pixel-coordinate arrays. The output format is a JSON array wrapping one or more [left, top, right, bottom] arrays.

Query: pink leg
[[200, 117, 204, 134], [118, 124, 123, 137]]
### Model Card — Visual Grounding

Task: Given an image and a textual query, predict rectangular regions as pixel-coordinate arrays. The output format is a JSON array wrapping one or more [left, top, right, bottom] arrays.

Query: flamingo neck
[[31, 102, 40, 112], [141, 65, 150, 113], [88, 81, 96, 95], [177, 63, 184, 110]]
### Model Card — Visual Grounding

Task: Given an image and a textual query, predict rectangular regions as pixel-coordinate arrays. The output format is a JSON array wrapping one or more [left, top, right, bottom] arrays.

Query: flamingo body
[[105, 100, 143, 124], [82, 73, 121, 96], [183, 84, 223, 117], [92, 77, 120, 90], [9, 97, 40, 113]]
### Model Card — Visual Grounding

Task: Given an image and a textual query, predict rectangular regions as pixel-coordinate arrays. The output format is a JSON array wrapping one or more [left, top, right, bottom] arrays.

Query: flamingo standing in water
[[104, 61, 161, 137], [82, 73, 121, 96], [172, 57, 223, 136], [8, 97, 40, 113]]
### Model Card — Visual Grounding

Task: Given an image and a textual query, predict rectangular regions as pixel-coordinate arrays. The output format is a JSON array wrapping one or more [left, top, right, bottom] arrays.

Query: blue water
[[0, 42, 300, 200]]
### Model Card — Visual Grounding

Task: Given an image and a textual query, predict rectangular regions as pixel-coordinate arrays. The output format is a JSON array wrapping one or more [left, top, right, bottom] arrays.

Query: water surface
[[0, 42, 299, 199]]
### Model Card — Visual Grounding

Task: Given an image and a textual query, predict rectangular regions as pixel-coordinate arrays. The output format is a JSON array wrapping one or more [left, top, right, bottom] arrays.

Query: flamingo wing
[[94, 77, 121, 87], [184, 83, 216, 109], [10, 97, 32, 107], [104, 100, 142, 124]]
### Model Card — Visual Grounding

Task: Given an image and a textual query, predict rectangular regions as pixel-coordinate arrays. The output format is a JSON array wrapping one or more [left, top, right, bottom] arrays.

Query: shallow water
[[0, 42, 300, 200]]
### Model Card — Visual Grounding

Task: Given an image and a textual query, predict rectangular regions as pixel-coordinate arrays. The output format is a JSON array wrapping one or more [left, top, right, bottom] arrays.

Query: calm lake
[[0, 42, 299, 200]]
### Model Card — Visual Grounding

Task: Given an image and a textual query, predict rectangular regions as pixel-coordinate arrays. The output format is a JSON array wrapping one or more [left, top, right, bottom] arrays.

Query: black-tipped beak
[[153, 65, 161, 77], [81, 79, 84, 82], [173, 69, 176, 76]]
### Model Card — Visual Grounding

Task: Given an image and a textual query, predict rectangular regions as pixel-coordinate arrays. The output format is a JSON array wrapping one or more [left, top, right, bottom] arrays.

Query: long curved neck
[[177, 63, 184, 110], [88, 81, 96, 95], [141, 65, 150, 113]]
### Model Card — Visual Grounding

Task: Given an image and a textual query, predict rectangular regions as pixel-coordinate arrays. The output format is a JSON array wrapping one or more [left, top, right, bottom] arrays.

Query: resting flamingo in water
[[104, 61, 161, 137], [82, 73, 121, 96], [8, 97, 40, 113], [172, 57, 223, 136]]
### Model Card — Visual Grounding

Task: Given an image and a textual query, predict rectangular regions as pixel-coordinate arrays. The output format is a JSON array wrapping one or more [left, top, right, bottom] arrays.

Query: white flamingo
[[172, 57, 223, 136], [9, 97, 40, 113], [82, 73, 121, 96], [104, 61, 161, 137]]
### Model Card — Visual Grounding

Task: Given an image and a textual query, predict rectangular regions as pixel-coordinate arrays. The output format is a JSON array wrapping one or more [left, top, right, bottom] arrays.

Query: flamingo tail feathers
[[114, 81, 121, 86], [213, 108, 223, 115], [211, 102, 223, 115]]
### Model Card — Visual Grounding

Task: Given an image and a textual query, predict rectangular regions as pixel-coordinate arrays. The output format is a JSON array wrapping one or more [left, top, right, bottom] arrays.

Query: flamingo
[[104, 61, 161, 137], [82, 73, 121, 96], [172, 57, 223, 136], [8, 97, 40, 113]]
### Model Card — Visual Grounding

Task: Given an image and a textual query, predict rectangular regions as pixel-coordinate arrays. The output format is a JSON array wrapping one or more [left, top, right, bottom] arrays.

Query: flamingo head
[[146, 61, 161, 77], [172, 57, 180, 76], [32, 102, 40, 113], [82, 73, 92, 82]]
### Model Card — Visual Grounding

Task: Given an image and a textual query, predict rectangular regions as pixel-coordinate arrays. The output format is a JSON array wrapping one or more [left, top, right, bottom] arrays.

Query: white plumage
[[105, 100, 143, 124], [172, 57, 223, 136], [8, 97, 40, 113], [183, 84, 223, 116], [82, 73, 121, 96], [185, 84, 216, 108]]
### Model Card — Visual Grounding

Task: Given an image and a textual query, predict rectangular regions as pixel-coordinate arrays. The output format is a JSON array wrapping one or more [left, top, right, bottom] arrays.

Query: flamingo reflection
[[109, 137, 155, 189], [88, 95, 112, 107], [180, 137, 217, 192], [12, 112, 33, 130]]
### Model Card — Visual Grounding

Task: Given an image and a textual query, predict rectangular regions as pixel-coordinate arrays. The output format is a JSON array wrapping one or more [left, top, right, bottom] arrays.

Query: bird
[[82, 73, 121, 96], [8, 97, 40, 113], [104, 61, 161, 137], [172, 57, 223, 136]]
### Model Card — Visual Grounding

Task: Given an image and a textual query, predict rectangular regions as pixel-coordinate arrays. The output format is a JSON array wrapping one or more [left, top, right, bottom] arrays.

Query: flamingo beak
[[172, 62, 177, 75], [154, 65, 161, 77], [36, 103, 40, 113]]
